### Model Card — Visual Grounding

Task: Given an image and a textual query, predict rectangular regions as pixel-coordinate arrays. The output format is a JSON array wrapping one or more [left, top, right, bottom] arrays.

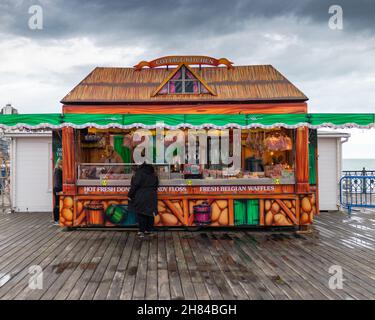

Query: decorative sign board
[[134, 55, 234, 70]]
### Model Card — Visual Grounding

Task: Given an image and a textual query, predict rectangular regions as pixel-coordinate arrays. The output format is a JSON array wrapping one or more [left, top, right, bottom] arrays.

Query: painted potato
[[62, 208, 73, 221], [59, 216, 66, 226], [265, 200, 272, 212], [271, 202, 280, 214], [301, 197, 312, 213], [300, 212, 309, 224], [265, 211, 273, 226], [211, 200, 229, 226], [273, 213, 283, 223], [277, 216, 292, 226], [218, 208, 229, 226], [309, 211, 314, 223], [63, 197, 73, 209], [216, 200, 228, 210], [211, 202, 221, 222], [311, 193, 316, 205], [160, 213, 178, 226]]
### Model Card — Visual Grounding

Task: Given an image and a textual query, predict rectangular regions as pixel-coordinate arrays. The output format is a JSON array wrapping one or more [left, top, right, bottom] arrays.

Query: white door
[[318, 138, 338, 211], [14, 137, 52, 212]]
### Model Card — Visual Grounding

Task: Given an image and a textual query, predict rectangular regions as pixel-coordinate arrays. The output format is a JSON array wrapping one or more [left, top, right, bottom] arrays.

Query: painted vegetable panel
[[263, 199, 296, 226], [299, 194, 317, 225], [156, 200, 185, 226], [59, 196, 74, 227]]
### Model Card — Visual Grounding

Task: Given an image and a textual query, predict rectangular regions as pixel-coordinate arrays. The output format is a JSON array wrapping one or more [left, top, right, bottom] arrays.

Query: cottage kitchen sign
[[134, 55, 234, 70]]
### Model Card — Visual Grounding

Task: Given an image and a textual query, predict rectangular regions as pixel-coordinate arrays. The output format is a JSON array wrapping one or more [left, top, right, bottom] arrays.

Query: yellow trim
[[151, 63, 217, 97]]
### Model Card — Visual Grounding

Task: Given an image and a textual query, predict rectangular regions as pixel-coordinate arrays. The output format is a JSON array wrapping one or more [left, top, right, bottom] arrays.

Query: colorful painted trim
[[0, 113, 374, 130]]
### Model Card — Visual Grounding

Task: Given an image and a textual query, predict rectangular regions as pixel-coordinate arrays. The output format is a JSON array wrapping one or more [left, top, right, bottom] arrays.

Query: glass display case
[[76, 162, 295, 186], [76, 127, 296, 186]]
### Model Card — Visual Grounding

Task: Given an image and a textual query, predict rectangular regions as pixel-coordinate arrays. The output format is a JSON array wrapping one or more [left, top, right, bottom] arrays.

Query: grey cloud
[[1, 0, 374, 45]]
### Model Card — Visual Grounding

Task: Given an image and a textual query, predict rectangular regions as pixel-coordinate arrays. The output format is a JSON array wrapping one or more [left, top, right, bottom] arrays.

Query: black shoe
[[144, 231, 155, 236], [137, 232, 145, 238]]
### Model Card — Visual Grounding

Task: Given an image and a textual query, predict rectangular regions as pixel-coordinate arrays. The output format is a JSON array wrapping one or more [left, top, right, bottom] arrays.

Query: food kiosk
[[56, 56, 319, 229], [1, 56, 372, 230]]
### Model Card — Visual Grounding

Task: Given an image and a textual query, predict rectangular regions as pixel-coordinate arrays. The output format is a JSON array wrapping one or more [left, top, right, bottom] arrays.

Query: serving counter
[[59, 155, 316, 229]]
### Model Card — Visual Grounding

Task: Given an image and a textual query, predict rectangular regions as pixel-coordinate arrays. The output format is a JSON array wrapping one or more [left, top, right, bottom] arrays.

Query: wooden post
[[228, 199, 234, 226], [295, 127, 310, 194], [314, 137, 320, 215], [259, 199, 265, 226], [62, 127, 76, 195], [183, 199, 189, 226]]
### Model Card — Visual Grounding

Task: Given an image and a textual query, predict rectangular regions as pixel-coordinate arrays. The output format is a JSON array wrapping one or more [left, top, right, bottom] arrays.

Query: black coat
[[128, 164, 159, 216], [53, 168, 63, 192]]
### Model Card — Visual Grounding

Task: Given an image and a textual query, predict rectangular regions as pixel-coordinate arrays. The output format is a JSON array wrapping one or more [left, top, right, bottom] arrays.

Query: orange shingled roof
[[61, 65, 308, 104]]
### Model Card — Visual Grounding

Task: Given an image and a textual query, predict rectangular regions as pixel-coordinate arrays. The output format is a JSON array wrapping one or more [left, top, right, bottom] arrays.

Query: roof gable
[[152, 64, 216, 96]]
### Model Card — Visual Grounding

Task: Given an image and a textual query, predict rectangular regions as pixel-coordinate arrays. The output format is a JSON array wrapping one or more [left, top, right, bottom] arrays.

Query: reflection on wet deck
[[0, 209, 374, 300]]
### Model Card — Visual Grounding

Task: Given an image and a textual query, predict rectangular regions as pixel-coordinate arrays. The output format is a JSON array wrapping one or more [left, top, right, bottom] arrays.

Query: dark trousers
[[137, 213, 154, 233], [53, 189, 60, 222]]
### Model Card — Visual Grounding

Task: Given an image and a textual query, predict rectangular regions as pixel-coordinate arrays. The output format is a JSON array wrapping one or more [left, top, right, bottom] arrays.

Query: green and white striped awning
[[0, 113, 374, 130]]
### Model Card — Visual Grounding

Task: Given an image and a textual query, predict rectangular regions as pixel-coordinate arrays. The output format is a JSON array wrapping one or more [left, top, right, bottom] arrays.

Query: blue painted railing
[[340, 174, 375, 214]]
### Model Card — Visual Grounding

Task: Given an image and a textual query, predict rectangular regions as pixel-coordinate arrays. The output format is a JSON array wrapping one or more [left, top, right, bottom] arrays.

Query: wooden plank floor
[[0, 209, 374, 300]]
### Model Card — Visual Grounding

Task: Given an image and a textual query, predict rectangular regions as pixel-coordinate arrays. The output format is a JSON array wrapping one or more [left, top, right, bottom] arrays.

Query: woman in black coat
[[128, 163, 159, 238], [53, 159, 63, 225]]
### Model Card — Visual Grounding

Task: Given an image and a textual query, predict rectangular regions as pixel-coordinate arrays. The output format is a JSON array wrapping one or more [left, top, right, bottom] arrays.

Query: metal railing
[[340, 171, 375, 214], [342, 168, 375, 177], [0, 174, 11, 213]]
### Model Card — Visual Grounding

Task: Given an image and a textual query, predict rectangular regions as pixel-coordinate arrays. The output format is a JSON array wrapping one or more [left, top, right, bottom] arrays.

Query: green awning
[[0, 114, 62, 129], [307, 113, 375, 128], [0, 113, 374, 129]]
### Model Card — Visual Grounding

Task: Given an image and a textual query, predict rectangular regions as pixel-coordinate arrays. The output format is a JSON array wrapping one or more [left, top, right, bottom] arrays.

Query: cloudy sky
[[0, 0, 374, 160]]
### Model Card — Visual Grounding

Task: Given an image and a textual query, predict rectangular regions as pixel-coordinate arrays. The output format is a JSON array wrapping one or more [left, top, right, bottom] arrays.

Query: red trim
[[63, 102, 308, 115]]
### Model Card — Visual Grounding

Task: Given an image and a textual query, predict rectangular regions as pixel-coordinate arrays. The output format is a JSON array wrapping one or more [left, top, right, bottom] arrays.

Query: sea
[[343, 159, 375, 171]]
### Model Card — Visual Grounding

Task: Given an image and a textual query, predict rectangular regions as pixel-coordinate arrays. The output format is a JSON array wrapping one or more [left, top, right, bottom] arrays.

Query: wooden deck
[[0, 209, 374, 300]]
